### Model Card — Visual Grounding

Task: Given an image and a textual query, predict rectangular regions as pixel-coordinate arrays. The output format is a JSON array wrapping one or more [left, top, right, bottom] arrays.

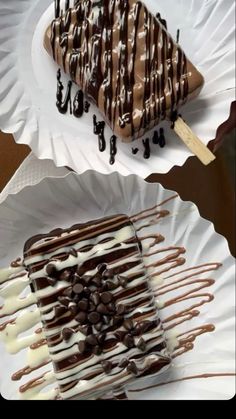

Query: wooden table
[[0, 130, 235, 256]]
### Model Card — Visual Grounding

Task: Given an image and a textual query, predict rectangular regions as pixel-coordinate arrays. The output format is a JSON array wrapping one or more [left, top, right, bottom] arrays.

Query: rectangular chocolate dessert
[[23, 214, 170, 400], [44, 0, 204, 142]]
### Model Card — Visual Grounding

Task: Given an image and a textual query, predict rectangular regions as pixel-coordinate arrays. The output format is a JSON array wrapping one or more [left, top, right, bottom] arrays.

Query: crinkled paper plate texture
[[0, 0, 235, 176], [0, 172, 235, 399]]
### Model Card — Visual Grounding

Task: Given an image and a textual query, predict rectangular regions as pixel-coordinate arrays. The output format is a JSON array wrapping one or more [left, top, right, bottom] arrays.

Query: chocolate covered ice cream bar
[[23, 214, 170, 400], [44, 0, 204, 142]]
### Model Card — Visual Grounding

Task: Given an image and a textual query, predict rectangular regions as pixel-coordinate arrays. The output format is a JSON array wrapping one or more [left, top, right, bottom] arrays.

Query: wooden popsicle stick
[[173, 117, 216, 166]]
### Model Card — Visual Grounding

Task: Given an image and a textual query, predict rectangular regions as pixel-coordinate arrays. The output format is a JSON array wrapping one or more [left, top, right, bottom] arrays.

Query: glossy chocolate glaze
[[44, 0, 204, 142]]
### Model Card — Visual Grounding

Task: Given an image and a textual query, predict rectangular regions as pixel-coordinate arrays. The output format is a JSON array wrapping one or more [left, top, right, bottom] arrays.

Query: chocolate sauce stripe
[[24, 215, 131, 257]]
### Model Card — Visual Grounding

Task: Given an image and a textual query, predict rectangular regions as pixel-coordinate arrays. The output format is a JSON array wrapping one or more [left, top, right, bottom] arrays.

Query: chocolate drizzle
[[46, 0, 195, 142], [132, 148, 139, 155], [93, 115, 106, 152], [109, 135, 117, 165], [56, 69, 72, 114], [73, 89, 84, 117], [55, 0, 61, 19], [142, 138, 151, 159]]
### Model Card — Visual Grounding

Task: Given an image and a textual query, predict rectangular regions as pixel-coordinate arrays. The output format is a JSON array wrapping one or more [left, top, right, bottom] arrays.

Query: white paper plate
[[0, 171, 235, 400], [0, 0, 235, 177]]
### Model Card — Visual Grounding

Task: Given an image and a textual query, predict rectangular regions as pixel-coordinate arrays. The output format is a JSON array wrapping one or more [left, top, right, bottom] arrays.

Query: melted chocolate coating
[[44, 0, 204, 142]]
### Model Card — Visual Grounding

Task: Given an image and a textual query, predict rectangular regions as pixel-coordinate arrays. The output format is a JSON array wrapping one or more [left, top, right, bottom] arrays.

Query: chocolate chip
[[73, 283, 84, 294], [62, 327, 74, 342], [114, 331, 125, 341], [84, 287, 91, 296], [89, 302, 96, 312], [77, 266, 84, 276], [116, 304, 126, 315], [46, 263, 56, 276], [63, 287, 73, 298], [47, 277, 56, 286], [89, 285, 97, 292], [106, 280, 118, 291], [75, 311, 87, 324], [112, 315, 123, 326], [70, 248, 77, 257], [97, 303, 109, 314], [54, 306, 66, 318], [91, 277, 102, 287], [124, 319, 134, 331], [97, 263, 107, 274], [127, 361, 138, 376], [117, 275, 128, 288], [79, 325, 92, 336], [58, 296, 70, 307], [78, 299, 89, 311], [137, 338, 146, 351], [73, 273, 82, 284], [88, 312, 101, 324], [101, 360, 112, 374], [123, 334, 135, 349], [70, 304, 78, 316], [102, 269, 113, 279], [78, 340, 87, 354], [100, 292, 113, 304], [118, 358, 129, 368], [91, 291, 100, 306], [82, 275, 92, 285], [134, 320, 154, 336], [93, 345, 102, 355], [86, 334, 98, 346], [97, 333, 106, 345], [103, 315, 110, 325], [60, 269, 71, 281], [94, 322, 103, 331], [107, 302, 116, 313]]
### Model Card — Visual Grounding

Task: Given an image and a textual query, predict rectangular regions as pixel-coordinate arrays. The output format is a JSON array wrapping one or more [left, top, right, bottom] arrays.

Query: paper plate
[[0, 0, 235, 176], [0, 171, 235, 399]]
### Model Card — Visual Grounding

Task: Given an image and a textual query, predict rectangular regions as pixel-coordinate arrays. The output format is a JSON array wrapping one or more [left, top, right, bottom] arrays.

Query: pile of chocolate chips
[[46, 259, 158, 375]]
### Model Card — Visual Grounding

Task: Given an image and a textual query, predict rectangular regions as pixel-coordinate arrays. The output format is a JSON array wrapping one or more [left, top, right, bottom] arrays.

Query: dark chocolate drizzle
[[109, 135, 117, 165], [159, 128, 166, 148], [152, 131, 159, 145], [84, 101, 90, 113], [73, 89, 84, 118], [56, 69, 72, 114], [132, 148, 139, 155], [156, 13, 167, 30], [55, 0, 61, 19], [142, 138, 151, 159], [176, 29, 180, 43], [93, 115, 106, 152]]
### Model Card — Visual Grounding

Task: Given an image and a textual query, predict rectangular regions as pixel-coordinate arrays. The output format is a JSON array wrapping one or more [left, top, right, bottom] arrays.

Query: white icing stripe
[[28, 241, 136, 281], [0, 312, 43, 354], [34, 280, 70, 298], [0, 275, 35, 316], [27, 343, 50, 369], [25, 226, 134, 267], [0, 266, 23, 284]]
